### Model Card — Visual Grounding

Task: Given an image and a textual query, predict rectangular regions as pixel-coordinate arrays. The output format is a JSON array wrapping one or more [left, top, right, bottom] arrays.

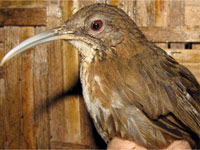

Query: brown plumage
[[1, 3, 200, 149]]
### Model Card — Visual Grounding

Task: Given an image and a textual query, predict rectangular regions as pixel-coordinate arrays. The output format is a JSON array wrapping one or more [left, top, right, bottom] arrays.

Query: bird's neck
[[104, 38, 146, 60], [69, 40, 96, 63]]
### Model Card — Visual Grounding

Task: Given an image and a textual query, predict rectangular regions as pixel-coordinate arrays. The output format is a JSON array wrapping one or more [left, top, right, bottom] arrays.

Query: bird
[[1, 3, 200, 149]]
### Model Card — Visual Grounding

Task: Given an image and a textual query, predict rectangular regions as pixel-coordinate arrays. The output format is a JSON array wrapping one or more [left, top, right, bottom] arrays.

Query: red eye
[[91, 20, 103, 31]]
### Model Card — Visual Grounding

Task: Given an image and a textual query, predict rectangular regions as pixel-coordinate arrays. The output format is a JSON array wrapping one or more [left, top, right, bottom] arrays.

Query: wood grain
[[0, 79, 5, 148], [0, 8, 47, 26], [61, 1, 97, 147], [183, 63, 200, 83], [62, 0, 82, 144], [112, 0, 135, 20], [4, 26, 21, 149], [154, 0, 169, 27], [0, 28, 4, 43], [169, 0, 185, 49], [65, 96, 81, 143], [0, 1, 45, 7], [51, 141, 96, 149], [169, 0, 184, 27], [34, 27, 50, 149], [185, 6, 200, 26], [165, 49, 200, 63], [47, 1, 67, 145], [108, 0, 122, 6], [185, 0, 200, 6], [165, 49, 200, 83], [79, 0, 95, 8], [62, 0, 79, 92], [156, 43, 168, 49], [0, 43, 5, 148], [140, 27, 200, 42], [20, 27, 35, 148], [135, 0, 155, 26]]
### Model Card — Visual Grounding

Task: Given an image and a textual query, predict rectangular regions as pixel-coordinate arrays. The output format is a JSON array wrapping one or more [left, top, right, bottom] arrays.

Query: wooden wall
[[0, 0, 199, 149]]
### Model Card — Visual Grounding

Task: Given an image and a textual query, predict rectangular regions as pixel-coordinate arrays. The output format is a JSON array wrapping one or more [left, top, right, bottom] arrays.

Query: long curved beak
[[0, 26, 75, 66]]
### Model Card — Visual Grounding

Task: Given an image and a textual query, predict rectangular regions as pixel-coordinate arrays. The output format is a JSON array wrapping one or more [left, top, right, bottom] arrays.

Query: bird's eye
[[91, 20, 103, 31]]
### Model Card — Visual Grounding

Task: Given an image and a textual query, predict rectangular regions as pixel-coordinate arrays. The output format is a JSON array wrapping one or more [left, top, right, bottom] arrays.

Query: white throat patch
[[70, 40, 96, 62]]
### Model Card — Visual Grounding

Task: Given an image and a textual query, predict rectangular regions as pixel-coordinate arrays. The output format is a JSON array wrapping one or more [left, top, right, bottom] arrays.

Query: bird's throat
[[70, 40, 96, 63]]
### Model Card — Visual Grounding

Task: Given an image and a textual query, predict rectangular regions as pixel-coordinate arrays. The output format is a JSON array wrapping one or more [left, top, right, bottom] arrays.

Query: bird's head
[[1, 3, 146, 65]]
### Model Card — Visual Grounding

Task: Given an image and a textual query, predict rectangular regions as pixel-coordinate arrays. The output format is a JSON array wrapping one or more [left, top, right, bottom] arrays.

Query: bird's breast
[[80, 61, 110, 114], [80, 61, 115, 141]]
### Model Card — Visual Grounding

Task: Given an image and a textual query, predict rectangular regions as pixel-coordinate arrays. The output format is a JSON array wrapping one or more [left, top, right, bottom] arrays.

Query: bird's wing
[[109, 46, 200, 148], [135, 47, 200, 134]]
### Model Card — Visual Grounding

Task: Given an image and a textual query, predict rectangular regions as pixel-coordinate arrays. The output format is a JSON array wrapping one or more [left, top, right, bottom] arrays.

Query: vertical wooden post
[[4, 26, 21, 149], [34, 26, 50, 149], [20, 27, 35, 148]]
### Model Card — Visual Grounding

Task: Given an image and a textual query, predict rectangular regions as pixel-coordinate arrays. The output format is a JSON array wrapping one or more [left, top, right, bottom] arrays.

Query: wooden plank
[[4, 26, 21, 149], [47, 1, 67, 146], [165, 49, 200, 63], [165, 49, 200, 82], [0, 8, 47, 26], [169, 0, 188, 49], [185, 6, 200, 26], [0, 1, 43, 7], [62, 2, 81, 143], [129, 0, 137, 21], [192, 43, 200, 49], [0, 79, 5, 149], [118, 0, 135, 20], [51, 141, 96, 149], [61, 1, 96, 147], [140, 27, 200, 42], [154, 0, 169, 27], [96, 0, 107, 3], [169, 0, 184, 27], [185, 0, 200, 6], [79, 0, 95, 8], [108, 0, 122, 6], [182, 63, 200, 83], [135, 0, 148, 26], [20, 27, 35, 148], [62, 41, 82, 145], [0, 28, 4, 43], [61, 0, 74, 24], [62, 0, 82, 145], [0, 43, 5, 149], [62, 0, 79, 91], [65, 96, 81, 144], [156, 43, 168, 49], [135, 0, 155, 26], [33, 26, 49, 149], [0, 43, 4, 61], [170, 43, 185, 49], [168, 0, 185, 50]]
